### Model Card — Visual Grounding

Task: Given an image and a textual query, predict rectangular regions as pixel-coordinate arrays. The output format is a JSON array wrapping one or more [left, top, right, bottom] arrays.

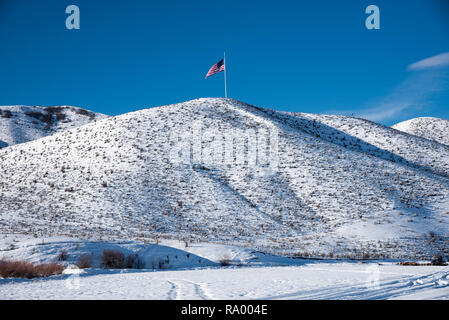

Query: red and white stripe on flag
[[205, 59, 225, 79]]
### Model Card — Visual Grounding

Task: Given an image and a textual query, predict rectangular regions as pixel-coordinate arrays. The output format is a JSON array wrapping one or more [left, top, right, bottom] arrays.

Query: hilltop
[[392, 117, 449, 146]]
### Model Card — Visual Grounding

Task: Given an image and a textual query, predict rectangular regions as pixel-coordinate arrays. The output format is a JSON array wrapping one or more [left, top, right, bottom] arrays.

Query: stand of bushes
[[0, 260, 64, 279], [1, 248, 148, 279], [100, 249, 145, 269]]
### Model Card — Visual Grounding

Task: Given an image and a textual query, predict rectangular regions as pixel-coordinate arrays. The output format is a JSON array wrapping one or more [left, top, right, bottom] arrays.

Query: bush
[[45, 106, 66, 121], [75, 108, 90, 116], [125, 253, 145, 269], [400, 261, 420, 266], [24, 110, 54, 130], [24, 111, 44, 120], [100, 249, 125, 269], [99, 250, 148, 270], [0, 259, 64, 279], [76, 254, 92, 269], [157, 256, 171, 269], [0, 110, 12, 118], [33, 262, 64, 277], [55, 111, 66, 121], [431, 254, 445, 266], [57, 249, 68, 261], [218, 254, 232, 266]]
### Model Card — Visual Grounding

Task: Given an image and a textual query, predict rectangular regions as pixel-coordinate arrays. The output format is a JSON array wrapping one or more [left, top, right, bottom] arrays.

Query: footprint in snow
[[411, 279, 424, 286], [436, 279, 449, 287]]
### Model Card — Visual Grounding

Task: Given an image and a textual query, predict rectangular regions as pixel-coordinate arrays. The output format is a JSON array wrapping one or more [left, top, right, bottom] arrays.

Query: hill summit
[[392, 117, 449, 146]]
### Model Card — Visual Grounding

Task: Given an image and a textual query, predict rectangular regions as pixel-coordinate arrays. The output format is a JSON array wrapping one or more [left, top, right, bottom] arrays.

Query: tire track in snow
[[166, 280, 178, 300], [260, 270, 449, 300], [186, 280, 210, 300], [166, 279, 210, 300]]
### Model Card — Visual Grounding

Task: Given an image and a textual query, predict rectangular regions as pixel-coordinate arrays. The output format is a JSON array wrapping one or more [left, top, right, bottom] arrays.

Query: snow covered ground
[[393, 117, 449, 146], [1, 99, 449, 299], [0, 105, 107, 147], [2, 259, 448, 300], [1, 236, 448, 300]]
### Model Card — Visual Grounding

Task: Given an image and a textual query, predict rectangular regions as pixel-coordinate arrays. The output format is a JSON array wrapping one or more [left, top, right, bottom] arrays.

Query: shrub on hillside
[[157, 256, 171, 269], [55, 111, 66, 121], [0, 110, 12, 118], [431, 254, 445, 266], [100, 249, 125, 269], [75, 108, 90, 116], [0, 259, 64, 279], [218, 254, 232, 266], [57, 249, 68, 261], [76, 254, 92, 269], [125, 253, 145, 269], [24, 111, 44, 120]]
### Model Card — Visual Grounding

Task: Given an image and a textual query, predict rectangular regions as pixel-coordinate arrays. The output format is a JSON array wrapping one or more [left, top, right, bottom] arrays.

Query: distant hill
[[392, 117, 449, 146], [0, 105, 108, 148]]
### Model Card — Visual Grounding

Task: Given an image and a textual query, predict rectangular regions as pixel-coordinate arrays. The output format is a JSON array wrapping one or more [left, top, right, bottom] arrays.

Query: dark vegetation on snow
[[22, 106, 96, 130], [0, 259, 64, 279], [100, 249, 145, 269]]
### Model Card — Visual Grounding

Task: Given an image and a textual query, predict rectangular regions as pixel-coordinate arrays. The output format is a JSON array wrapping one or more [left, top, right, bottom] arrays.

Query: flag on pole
[[205, 59, 225, 79]]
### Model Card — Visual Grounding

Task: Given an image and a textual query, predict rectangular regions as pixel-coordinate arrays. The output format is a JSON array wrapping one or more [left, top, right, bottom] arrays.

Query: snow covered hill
[[0, 105, 108, 148], [0, 98, 448, 259], [392, 117, 449, 147]]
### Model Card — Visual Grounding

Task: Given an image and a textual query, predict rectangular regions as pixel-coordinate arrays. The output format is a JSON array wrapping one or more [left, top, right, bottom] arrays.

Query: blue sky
[[0, 0, 448, 125]]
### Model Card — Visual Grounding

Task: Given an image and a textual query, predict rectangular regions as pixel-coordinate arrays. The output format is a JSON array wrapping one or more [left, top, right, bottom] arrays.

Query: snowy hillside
[[0, 105, 108, 148], [392, 117, 449, 147], [0, 98, 448, 259], [0, 235, 299, 270]]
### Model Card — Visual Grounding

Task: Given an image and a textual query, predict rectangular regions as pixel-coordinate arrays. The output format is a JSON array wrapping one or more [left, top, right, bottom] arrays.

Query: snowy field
[[1, 263, 449, 300], [1, 236, 448, 300]]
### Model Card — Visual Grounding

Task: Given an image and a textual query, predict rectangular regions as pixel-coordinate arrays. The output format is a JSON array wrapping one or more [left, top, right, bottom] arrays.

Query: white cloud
[[330, 69, 447, 123], [408, 52, 449, 71], [356, 104, 410, 122]]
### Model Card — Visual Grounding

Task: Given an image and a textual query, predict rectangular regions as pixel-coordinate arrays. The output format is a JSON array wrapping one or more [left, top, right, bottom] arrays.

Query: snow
[[0, 98, 448, 259], [0, 236, 448, 300], [0, 236, 299, 269], [392, 117, 449, 146], [2, 99, 449, 299], [0, 105, 107, 148]]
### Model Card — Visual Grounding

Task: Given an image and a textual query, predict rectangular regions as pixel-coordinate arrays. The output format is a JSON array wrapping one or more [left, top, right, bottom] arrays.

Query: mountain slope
[[0, 105, 108, 148], [0, 98, 448, 259], [392, 117, 449, 146], [246, 107, 449, 178]]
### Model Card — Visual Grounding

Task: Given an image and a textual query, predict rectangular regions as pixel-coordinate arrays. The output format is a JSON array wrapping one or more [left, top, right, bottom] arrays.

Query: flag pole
[[224, 51, 227, 98]]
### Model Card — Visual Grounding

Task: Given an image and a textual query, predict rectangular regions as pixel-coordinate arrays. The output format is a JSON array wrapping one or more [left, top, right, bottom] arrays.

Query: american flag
[[205, 59, 225, 79]]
